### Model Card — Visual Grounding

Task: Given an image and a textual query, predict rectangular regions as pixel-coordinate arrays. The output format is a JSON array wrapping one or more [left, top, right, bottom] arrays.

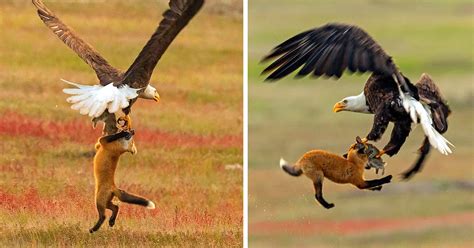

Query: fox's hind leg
[[107, 202, 119, 227], [312, 174, 335, 209], [89, 204, 106, 233], [90, 190, 113, 233]]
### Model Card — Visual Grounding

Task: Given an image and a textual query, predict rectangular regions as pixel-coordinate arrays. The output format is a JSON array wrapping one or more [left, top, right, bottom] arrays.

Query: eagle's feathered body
[[362, 74, 413, 156], [33, 0, 204, 134], [365, 73, 450, 131], [261, 23, 453, 179], [360, 73, 450, 158], [364, 74, 404, 114]]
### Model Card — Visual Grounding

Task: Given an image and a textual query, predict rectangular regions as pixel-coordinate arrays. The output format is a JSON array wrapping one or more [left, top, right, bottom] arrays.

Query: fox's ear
[[356, 136, 362, 144]]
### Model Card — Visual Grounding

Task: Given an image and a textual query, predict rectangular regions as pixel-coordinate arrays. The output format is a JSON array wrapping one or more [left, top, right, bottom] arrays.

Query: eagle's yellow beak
[[333, 102, 346, 113], [153, 92, 160, 103]]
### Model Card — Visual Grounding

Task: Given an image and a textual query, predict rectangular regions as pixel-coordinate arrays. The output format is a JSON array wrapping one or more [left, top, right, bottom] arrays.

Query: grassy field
[[0, 0, 242, 246], [249, 0, 473, 247]]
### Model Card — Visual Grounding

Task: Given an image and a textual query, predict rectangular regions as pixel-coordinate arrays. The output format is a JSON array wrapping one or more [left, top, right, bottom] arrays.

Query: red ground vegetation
[[0, 112, 241, 149], [0, 187, 72, 216], [0, 186, 242, 230], [251, 212, 474, 235]]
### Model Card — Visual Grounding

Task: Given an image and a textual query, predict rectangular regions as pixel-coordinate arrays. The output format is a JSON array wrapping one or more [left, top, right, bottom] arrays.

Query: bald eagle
[[33, 0, 204, 134], [261, 23, 452, 177]]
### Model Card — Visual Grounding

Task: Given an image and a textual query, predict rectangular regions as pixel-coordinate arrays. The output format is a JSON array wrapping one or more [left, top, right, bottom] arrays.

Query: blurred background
[[249, 0, 473, 247], [0, 0, 242, 246]]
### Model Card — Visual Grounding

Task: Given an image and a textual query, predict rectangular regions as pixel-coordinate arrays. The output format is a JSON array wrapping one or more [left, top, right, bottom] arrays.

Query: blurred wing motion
[[32, 0, 122, 85], [122, 0, 204, 89]]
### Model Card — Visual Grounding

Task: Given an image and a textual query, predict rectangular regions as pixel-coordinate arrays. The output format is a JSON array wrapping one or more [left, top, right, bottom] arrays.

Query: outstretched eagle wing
[[120, 0, 204, 89], [32, 0, 122, 85], [262, 23, 396, 80]]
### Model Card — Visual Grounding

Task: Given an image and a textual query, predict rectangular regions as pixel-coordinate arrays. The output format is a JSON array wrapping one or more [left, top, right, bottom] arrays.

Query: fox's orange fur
[[90, 131, 155, 233], [280, 137, 392, 209]]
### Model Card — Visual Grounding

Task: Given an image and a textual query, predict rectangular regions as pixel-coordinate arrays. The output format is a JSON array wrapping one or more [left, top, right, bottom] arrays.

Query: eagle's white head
[[333, 92, 371, 114], [139, 84, 160, 102]]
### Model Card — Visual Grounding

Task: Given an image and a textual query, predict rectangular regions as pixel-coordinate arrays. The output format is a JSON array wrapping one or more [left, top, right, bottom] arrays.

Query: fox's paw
[[370, 185, 383, 191], [109, 219, 115, 227], [324, 203, 335, 209]]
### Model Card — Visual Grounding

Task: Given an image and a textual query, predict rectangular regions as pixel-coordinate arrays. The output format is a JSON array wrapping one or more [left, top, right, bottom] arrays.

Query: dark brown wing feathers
[[416, 74, 445, 104], [122, 0, 204, 89], [416, 73, 450, 132], [262, 23, 395, 81], [32, 0, 122, 85]]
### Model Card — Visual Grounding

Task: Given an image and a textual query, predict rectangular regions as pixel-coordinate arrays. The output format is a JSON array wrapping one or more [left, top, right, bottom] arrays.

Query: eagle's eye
[[343, 100, 348, 104]]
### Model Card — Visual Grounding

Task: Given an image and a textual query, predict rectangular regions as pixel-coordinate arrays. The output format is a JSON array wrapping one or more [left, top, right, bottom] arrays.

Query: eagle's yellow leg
[[361, 138, 368, 144], [375, 150, 386, 158], [117, 115, 132, 131]]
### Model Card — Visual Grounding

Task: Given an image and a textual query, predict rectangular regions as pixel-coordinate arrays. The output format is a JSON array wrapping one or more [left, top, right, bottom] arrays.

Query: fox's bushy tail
[[280, 158, 303, 177], [113, 189, 155, 209]]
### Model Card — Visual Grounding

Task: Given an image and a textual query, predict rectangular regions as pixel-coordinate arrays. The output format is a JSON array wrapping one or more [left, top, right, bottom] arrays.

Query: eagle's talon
[[375, 150, 386, 158], [117, 115, 132, 131], [92, 118, 98, 129]]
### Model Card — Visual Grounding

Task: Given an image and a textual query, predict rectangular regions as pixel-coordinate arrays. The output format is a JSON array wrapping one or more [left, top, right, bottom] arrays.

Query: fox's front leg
[[313, 174, 334, 209], [107, 201, 119, 227]]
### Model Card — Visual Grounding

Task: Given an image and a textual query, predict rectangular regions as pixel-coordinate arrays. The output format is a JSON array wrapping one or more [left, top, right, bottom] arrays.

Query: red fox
[[280, 137, 392, 209], [90, 130, 155, 233]]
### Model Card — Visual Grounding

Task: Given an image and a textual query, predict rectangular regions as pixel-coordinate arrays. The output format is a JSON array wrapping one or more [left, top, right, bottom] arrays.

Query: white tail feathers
[[401, 94, 453, 155], [280, 158, 288, 168], [62, 79, 139, 118], [146, 201, 156, 210]]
